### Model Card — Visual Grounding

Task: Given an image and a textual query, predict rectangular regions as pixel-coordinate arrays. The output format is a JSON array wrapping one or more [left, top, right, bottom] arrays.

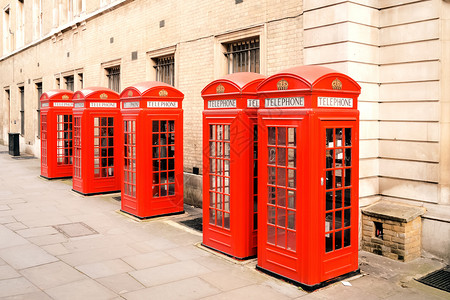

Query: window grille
[[65, 75, 74, 91], [19, 86, 25, 136], [106, 66, 120, 93], [154, 55, 174, 86], [36, 83, 42, 138], [225, 38, 260, 74]]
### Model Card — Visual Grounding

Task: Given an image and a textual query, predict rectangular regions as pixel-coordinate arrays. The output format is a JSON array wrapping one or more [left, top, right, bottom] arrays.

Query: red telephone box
[[256, 66, 361, 290], [72, 87, 122, 195], [201, 72, 266, 259], [120, 82, 184, 218], [40, 89, 74, 179]]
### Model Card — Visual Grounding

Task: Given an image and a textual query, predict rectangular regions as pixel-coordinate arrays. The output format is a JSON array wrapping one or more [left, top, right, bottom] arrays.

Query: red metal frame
[[72, 87, 122, 195], [256, 66, 360, 289], [120, 82, 184, 218], [40, 89, 74, 179], [201, 72, 266, 259]]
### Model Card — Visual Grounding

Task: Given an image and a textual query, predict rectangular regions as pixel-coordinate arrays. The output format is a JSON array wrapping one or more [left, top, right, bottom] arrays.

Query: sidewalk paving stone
[[0, 277, 39, 298], [0, 226, 29, 249], [96, 273, 145, 295], [4, 222, 28, 231], [44, 278, 117, 300], [2, 291, 53, 300], [16, 226, 59, 238], [0, 216, 16, 224], [129, 260, 211, 287], [0, 265, 21, 280], [75, 258, 134, 279], [122, 251, 178, 270], [41, 243, 71, 256], [0, 243, 58, 269], [0, 145, 447, 300], [20, 261, 87, 290], [122, 276, 221, 300], [58, 245, 140, 266], [198, 269, 257, 291], [27, 233, 68, 246], [201, 284, 292, 300], [166, 244, 212, 261]]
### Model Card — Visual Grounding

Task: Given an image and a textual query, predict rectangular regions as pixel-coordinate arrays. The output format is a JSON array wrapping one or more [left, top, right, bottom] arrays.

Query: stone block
[[383, 229, 395, 237], [392, 249, 406, 257], [391, 236, 405, 245], [385, 253, 398, 260], [371, 238, 384, 245]]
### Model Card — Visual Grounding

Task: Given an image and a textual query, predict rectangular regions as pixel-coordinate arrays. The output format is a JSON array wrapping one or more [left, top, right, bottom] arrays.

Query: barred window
[[65, 75, 74, 91], [19, 86, 25, 136], [225, 38, 260, 74], [154, 55, 174, 86], [106, 66, 120, 93], [36, 82, 42, 138]]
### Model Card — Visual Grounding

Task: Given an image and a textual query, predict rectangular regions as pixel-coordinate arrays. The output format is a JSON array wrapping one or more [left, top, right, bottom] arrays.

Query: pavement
[[0, 144, 448, 300]]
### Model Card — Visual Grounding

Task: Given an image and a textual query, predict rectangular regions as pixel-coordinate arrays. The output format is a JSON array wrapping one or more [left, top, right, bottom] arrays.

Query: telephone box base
[[255, 265, 360, 292], [40, 175, 72, 180], [201, 243, 257, 261], [71, 189, 121, 197], [120, 210, 185, 220]]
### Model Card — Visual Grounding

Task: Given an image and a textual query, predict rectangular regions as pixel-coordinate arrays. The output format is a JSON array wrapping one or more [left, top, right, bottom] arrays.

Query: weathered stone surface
[[362, 201, 426, 223]]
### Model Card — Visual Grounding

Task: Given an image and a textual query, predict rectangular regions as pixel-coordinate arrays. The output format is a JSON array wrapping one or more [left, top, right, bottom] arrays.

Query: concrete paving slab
[[58, 245, 140, 266], [41, 243, 71, 256], [122, 251, 178, 270], [129, 260, 211, 287], [0, 216, 16, 224], [4, 222, 28, 231], [201, 283, 293, 300], [199, 269, 257, 291], [62, 234, 132, 252], [20, 261, 86, 290], [1, 290, 53, 300], [16, 226, 59, 238], [0, 146, 447, 300], [122, 277, 221, 300], [0, 204, 10, 211], [96, 273, 145, 295], [44, 278, 117, 300], [27, 233, 68, 246], [0, 265, 21, 280], [19, 214, 73, 228], [0, 243, 58, 269], [0, 225, 29, 249], [193, 255, 235, 272], [166, 244, 211, 261], [0, 277, 39, 298], [138, 236, 180, 250], [75, 258, 134, 279], [261, 279, 307, 299]]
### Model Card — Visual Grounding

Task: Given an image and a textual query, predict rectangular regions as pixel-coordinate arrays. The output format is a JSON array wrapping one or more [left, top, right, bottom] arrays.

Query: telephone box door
[[321, 120, 359, 280], [258, 117, 303, 280]]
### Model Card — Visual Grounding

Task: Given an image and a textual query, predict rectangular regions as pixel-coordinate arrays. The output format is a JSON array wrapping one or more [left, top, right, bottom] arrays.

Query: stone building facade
[[0, 0, 449, 261]]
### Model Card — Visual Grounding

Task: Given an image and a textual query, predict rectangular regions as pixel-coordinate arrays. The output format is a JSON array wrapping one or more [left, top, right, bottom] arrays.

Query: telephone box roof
[[40, 89, 74, 102], [201, 72, 266, 95], [120, 81, 184, 99], [73, 87, 120, 100], [257, 65, 361, 94]]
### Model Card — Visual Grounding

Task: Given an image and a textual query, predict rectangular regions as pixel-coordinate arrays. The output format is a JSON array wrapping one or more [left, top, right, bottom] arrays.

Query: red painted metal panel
[[201, 72, 266, 259], [256, 66, 361, 288], [71, 87, 122, 195], [40, 90, 74, 179], [119, 82, 184, 218]]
